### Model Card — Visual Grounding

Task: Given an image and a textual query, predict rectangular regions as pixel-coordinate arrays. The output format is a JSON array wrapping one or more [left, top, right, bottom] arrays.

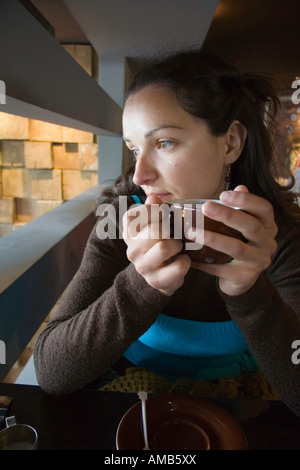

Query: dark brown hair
[[102, 49, 299, 224]]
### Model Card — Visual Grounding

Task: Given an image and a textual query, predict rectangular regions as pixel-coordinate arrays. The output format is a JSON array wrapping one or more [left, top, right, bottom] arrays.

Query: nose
[[132, 154, 157, 186]]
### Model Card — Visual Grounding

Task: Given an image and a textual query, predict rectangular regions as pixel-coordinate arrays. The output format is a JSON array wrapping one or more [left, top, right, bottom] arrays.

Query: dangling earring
[[225, 164, 231, 191]]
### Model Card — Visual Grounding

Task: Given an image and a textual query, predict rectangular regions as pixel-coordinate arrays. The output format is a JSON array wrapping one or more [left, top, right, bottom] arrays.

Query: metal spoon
[[138, 391, 150, 450]]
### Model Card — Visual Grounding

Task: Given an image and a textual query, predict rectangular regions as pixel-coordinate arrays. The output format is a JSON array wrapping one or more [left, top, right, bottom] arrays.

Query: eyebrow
[[123, 125, 184, 142]]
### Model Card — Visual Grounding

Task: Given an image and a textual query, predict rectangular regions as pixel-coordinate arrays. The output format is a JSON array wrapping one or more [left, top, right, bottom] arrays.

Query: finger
[[202, 201, 277, 245], [145, 196, 171, 232], [124, 198, 168, 239], [123, 205, 146, 237], [125, 232, 158, 258], [146, 253, 191, 292], [200, 202, 262, 245], [193, 259, 260, 296], [190, 260, 250, 291], [145, 195, 163, 205], [134, 239, 184, 275], [219, 189, 277, 232], [189, 228, 274, 267], [233, 185, 249, 193], [123, 204, 156, 238]]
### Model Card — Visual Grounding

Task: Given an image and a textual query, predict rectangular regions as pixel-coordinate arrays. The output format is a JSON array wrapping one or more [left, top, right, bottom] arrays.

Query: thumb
[[233, 185, 249, 193], [145, 195, 163, 205]]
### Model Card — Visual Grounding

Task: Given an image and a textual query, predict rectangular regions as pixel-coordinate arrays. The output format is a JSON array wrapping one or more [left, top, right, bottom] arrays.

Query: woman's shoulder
[[268, 208, 300, 276], [276, 210, 300, 248]]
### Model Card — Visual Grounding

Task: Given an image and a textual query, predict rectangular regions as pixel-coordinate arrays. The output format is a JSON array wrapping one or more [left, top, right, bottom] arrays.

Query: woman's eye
[[158, 140, 174, 150]]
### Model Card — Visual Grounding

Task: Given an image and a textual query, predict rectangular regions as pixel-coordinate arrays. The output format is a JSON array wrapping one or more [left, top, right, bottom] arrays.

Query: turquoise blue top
[[124, 195, 259, 381]]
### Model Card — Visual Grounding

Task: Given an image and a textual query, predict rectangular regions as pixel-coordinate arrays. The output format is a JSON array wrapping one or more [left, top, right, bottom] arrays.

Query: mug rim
[[0, 423, 39, 450]]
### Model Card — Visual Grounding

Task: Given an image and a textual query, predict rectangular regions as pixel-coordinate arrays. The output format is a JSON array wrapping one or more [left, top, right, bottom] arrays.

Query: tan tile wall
[[0, 45, 99, 237]]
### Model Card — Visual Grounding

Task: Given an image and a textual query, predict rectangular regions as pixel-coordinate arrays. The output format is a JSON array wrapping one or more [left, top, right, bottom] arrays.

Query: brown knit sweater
[[34, 199, 300, 416]]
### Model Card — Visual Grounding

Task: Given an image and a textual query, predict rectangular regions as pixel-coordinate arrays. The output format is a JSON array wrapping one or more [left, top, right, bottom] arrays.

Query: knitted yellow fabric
[[100, 367, 279, 400]]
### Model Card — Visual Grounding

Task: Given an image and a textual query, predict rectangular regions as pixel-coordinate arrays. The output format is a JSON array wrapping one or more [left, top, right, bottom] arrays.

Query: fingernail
[[220, 191, 233, 202]]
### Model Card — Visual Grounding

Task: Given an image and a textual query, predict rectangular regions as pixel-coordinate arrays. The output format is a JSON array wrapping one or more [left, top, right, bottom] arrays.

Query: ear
[[224, 120, 247, 164]]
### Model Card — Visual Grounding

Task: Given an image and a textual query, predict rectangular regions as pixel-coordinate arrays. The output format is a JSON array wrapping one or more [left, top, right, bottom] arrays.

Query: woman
[[34, 49, 300, 416]]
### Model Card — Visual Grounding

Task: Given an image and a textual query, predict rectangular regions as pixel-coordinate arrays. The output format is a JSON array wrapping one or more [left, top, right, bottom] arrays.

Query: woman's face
[[122, 84, 231, 202]]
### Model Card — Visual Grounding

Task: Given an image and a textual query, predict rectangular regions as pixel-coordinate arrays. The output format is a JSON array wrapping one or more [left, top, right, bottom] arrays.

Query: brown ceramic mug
[[165, 199, 245, 264]]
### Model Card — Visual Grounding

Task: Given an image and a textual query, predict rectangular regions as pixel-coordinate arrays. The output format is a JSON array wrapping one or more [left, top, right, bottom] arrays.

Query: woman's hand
[[123, 195, 191, 296], [189, 186, 278, 296]]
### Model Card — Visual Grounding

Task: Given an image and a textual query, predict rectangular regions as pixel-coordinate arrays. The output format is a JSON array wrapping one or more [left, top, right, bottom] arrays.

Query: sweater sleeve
[[34, 222, 170, 395], [217, 224, 300, 416]]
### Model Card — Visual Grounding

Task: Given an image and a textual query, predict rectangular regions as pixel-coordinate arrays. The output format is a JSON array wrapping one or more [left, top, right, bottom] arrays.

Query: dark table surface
[[0, 382, 300, 451]]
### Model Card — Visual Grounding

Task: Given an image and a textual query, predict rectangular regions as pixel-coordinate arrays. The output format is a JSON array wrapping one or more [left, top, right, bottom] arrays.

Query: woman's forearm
[[34, 262, 168, 395]]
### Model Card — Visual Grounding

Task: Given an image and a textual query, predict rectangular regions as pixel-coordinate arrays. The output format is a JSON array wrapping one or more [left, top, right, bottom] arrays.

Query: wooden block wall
[[0, 45, 99, 238], [0, 112, 29, 140], [62, 44, 94, 77]]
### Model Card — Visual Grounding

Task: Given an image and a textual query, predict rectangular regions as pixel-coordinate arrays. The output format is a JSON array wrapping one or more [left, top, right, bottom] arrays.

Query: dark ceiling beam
[[0, 0, 122, 136]]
